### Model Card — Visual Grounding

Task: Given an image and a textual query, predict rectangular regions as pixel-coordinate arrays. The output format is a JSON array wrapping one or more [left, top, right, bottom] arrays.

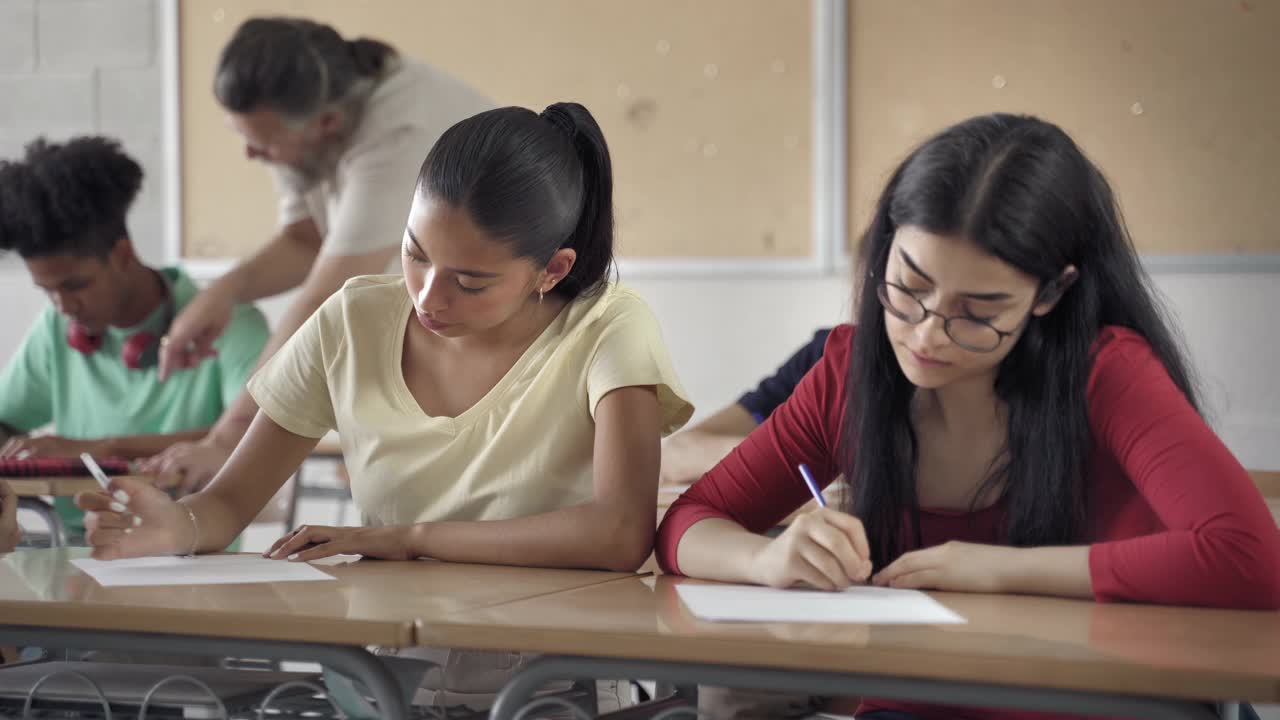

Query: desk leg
[[284, 465, 303, 534], [16, 497, 65, 548], [0, 626, 409, 720], [488, 655, 1220, 720]]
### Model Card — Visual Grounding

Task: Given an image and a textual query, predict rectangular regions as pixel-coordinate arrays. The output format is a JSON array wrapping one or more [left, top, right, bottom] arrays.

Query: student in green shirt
[[0, 137, 269, 536]]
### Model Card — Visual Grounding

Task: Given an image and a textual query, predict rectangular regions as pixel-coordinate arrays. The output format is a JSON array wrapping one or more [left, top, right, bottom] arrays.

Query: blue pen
[[797, 464, 827, 507]]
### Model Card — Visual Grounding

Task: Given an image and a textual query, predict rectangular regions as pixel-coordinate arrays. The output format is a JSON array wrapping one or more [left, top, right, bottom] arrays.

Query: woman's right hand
[[75, 477, 194, 560], [748, 508, 873, 590]]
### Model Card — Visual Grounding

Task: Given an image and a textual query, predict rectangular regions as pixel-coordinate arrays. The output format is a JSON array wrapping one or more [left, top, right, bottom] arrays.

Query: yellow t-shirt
[[247, 276, 693, 527]]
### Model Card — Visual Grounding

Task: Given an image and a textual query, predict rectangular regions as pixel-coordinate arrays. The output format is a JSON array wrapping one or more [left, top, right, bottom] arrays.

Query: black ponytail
[[418, 103, 616, 300]]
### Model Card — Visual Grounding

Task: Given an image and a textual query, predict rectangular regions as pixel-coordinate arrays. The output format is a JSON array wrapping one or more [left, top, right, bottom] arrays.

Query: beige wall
[[180, 0, 814, 260], [848, 0, 1280, 257]]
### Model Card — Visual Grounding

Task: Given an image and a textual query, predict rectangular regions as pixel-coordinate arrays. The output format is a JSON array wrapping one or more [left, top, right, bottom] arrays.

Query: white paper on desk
[[71, 554, 336, 587], [676, 583, 965, 624]]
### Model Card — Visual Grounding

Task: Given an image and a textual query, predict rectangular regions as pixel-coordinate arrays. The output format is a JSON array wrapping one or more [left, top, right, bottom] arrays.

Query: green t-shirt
[[0, 266, 269, 532]]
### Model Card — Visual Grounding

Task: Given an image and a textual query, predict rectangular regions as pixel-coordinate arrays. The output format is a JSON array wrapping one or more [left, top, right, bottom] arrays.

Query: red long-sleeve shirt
[[656, 325, 1280, 720]]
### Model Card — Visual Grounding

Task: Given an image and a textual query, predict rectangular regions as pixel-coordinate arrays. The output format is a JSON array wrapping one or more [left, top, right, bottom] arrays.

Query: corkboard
[[180, 0, 814, 260], [847, 0, 1280, 257]]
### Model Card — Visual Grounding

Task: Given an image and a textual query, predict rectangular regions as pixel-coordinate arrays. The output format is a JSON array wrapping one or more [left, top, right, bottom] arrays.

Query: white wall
[[0, 0, 167, 264]]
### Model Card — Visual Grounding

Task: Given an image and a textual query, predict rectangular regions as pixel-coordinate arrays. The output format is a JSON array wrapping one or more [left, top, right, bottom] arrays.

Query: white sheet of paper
[[675, 583, 965, 624], [72, 554, 336, 587]]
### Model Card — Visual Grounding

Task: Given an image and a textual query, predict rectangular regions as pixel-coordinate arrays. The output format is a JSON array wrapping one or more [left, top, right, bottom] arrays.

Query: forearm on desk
[[1000, 545, 1093, 599], [672, 517, 771, 583], [408, 500, 657, 572]]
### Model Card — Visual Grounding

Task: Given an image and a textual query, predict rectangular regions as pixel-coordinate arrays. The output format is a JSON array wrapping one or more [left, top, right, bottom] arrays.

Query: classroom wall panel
[[180, 0, 815, 260], [847, 0, 1280, 257]]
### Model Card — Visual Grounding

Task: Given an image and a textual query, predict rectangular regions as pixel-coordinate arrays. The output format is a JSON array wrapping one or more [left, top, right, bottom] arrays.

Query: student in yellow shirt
[[77, 101, 691, 709], [81, 100, 691, 565]]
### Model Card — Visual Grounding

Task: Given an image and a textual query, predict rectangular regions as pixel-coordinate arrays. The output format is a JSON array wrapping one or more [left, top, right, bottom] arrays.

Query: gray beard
[[277, 139, 344, 192], [283, 89, 374, 190]]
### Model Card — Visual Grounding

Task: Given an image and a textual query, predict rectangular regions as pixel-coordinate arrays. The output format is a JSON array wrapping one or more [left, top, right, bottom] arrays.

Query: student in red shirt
[[655, 113, 1280, 720]]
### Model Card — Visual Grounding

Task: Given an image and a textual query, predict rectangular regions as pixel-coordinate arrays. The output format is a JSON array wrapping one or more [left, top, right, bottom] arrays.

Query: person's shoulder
[[1084, 325, 1182, 408], [27, 304, 65, 349], [296, 274, 406, 330], [578, 283, 659, 329], [823, 324, 855, 362], [36, 303, 64, 332], [394, 59, 494, 110], [336, 274, 406, 308], [354, 59, 494, 145], [305, 276, 406, 355], [1089, 325, 1161, 374]]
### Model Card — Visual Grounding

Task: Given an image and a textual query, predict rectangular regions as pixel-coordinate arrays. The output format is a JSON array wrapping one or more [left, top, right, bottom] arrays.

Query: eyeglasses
[[875, 281, 1018, 353]]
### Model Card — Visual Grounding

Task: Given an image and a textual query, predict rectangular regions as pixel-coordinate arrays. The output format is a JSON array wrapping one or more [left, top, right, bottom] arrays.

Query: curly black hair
[[0, 136, 144, 258]]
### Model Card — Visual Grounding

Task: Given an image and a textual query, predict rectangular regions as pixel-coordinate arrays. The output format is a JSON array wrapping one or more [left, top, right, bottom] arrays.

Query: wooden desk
[[0, 547, 636, 718], [417, 575, 1279, 720]]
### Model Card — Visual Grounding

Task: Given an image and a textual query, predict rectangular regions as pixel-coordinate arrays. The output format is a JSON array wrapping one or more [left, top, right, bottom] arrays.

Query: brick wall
[[0, 0, 166, 262]]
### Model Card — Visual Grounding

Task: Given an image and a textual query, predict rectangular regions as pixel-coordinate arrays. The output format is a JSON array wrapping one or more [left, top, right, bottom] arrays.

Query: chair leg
[[17, 497, 65, 548], [283, 465, 304, 534]]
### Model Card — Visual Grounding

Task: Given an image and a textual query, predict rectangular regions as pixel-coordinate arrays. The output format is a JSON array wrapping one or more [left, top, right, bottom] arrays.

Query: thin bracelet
[[181, 503, 199, 558]]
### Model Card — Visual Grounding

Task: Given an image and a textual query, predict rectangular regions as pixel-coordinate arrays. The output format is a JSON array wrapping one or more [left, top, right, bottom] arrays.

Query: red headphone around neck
[[65, 271, 176, 371]]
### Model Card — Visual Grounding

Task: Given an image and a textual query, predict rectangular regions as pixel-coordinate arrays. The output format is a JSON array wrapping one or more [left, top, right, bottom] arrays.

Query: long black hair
[[843, 113, 1200, 568], [215, 17, 398, 120], [0, 136, 143, 258], [417, 103, 615, 300]]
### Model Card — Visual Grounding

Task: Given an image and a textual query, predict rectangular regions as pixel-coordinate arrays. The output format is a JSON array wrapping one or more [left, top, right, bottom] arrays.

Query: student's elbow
[[604, 529, 654, 573], [1203, 526, 1280, 610], [595, 511, 655, 573]]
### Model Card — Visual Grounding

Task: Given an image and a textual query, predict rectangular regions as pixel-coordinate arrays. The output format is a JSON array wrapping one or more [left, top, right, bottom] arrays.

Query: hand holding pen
[[76, 453, 195, 560], [746, 463, 873, 591]]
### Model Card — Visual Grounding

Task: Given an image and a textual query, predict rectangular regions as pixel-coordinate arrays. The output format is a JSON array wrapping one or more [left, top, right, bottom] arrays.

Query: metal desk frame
[[490, 655, 1238, 720]]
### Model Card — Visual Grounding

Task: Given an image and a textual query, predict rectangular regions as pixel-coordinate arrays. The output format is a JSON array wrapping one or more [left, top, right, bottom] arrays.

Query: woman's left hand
[[264, 524, 419, 562], [871, 541, 1013, 593]]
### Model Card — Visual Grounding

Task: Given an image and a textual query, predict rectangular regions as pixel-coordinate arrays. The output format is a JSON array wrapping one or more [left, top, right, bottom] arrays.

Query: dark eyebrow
[[404, 227, 502, 279], [34, 277, 86, 292], [899, 248, 935, 284], [898, 248, 1013, 302]]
